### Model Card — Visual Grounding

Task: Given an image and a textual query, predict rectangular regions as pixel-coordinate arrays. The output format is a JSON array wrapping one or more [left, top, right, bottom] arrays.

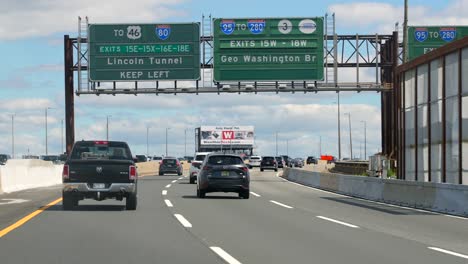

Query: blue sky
[[1, 0, 466, 158]]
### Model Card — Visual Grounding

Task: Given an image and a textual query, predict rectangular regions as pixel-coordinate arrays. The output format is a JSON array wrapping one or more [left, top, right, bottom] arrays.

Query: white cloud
[[0, 98, 54, 111], [0, 0, 189, 40]]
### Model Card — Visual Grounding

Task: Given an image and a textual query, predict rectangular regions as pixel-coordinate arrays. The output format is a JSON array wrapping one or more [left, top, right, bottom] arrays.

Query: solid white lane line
[[178, 177, 183, 180], [445, 215, 468, 220], [174, 214, 192, 228], [166, 184, 171, 188], [428, 247, 468, 260], [210, 247, 242, 264], [270, 200, 293, 209], [317, 216, 359, 229], [162, 190, 167, 195], [250, 192, 261, 197], [164, 199, 173, 207], [172, 180, 177, 183]]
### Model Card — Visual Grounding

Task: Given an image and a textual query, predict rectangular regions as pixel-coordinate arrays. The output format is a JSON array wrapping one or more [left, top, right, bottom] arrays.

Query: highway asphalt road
[[1, 169, 467, 264]]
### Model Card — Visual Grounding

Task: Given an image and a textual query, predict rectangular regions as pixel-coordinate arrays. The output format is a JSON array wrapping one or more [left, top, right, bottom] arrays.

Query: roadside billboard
[[200, 126, 254, 145]]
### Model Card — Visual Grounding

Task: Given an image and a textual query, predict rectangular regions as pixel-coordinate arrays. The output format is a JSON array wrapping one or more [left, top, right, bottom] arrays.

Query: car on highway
[[248, 155, 262, 168], [275, 156, 285, 168], [0, 154, 11, 165], [289, 158, 304, 168], [260, 156, 278, 172], [189, 152, 211, 184], [152, 156, 163, 162], [159, 157, 183, 176], [40, 155, 60, 164], [306, 156, 318, 165], [62, 140, 138, 210], [135, 155, 148, 163], [281, 155, 291, 167], [196, 153, 250, 199]]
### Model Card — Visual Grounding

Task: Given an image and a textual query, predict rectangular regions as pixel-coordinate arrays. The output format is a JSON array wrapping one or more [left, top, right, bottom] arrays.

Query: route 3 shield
[[156, 25, 171, 40], [414, 28, 428, 42], [220, 20, 235, 35], [248, 20, 266, 34], [440, 28, 457, 42]]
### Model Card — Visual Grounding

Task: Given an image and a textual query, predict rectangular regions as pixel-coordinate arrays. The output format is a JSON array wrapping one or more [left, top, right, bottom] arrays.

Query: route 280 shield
[[440, 28, 457, 42], [414, 28, 428, 42], [155, 25, 171, 40], [248, 19, 266, 34], [220, 20, 235, 35]]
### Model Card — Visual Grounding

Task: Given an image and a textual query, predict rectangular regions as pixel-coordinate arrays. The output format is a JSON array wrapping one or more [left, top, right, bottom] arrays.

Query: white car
[[248, 156, 262, 168], [189, 152, 211, 184]]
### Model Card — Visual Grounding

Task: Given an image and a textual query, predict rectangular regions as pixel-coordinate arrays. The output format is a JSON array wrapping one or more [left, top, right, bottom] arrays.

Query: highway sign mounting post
[[408, 26, 468, 61], [88, 23, 200, 81], [213, 17, 324, 82]]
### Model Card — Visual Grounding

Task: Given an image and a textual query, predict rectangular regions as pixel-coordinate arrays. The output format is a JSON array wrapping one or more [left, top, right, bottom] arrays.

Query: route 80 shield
[[248, 19, 265, 34], [155, 25, 171, 40], [440, 28, 457, 42], [414, 28, 428, 42], [220, 20, 235, 35]]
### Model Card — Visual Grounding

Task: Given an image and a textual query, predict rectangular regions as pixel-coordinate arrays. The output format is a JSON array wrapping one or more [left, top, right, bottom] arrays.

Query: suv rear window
[[207, 156, 243, 165], [195, 155, 207, 161], [70, 142, 132, 160], [250, 157, 261, 160], [163, 159, 177, 164], [263, 157, 275, 162]]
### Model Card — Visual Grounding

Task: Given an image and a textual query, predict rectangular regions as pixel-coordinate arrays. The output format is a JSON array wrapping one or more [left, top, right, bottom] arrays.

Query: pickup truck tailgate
[[67, 160, 134, 183]]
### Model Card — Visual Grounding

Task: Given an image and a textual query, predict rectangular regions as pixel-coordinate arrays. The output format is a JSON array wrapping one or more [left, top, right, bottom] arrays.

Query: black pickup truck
[[62, 140, 138, 210]]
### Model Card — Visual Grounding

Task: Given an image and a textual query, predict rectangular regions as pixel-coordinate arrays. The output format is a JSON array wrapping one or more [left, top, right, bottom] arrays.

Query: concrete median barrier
[[283, 168, 468, 217], [0, 159, 63, 193]]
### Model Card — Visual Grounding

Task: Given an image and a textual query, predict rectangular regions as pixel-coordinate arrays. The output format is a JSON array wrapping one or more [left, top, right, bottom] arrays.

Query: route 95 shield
[[156, 25, 171, 40], [414, 28, 428, 42], [440, 27, 457, 42], [248, 19, 265, 34], [220, 20, 235, 35]]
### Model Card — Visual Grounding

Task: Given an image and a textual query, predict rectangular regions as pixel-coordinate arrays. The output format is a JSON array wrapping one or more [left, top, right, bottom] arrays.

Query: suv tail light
[[62, 165, 69, 180], [203, 166, 212, 171], [241, 166, 249, 173], [176, 160, 180, 166], [129, 165, 137, 180]]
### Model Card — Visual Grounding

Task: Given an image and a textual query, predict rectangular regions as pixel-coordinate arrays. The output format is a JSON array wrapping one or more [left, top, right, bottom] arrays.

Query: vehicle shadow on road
[[321, 197, 437, 216], [182, 195, 241, 200], [45, 205, 126, 211]]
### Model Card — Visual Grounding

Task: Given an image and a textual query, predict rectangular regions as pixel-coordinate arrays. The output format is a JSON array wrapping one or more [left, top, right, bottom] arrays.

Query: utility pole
[[345, 113, 353, 159], [61, 119, 64, 154], [403, 0, 408, 62]]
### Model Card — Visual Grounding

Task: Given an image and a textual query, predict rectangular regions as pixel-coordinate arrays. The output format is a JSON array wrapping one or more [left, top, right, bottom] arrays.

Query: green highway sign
[[88, 23, 200, 81], [213, 17, 324, 82], [408, 26, 468, 61]]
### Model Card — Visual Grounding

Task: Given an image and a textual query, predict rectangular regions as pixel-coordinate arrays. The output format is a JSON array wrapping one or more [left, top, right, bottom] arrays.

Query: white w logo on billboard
[[222, 131, 234, 140]]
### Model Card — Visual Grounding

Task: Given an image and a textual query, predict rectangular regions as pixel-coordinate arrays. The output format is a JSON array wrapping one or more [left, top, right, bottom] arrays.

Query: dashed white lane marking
[[162, 190, 167, 195], [174, 214, 192, 228], [178, 177, 183, 180], [166, 184, 171, 188], [210, 247, 242, 264], [428, 247, 468, 260], [164, 199, 173, 207], [250, 192, 261, 197], [172, 180, 177, 183], [317, 216, 359, 229], [270, 200, 293, 209]]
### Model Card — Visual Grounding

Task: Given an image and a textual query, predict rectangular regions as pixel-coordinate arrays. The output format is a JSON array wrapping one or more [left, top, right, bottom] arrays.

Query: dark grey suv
[[197, 154, 250, 199], [159, 157, 183, 176]]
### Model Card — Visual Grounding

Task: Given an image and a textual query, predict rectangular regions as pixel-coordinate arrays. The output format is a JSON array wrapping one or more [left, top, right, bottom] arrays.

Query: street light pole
[[165, 128, 170, 156], [275, 132, 278, 156], [337, 94, 342, 160], [184, 128, 187, 158], [61, 119, 64, 154], [286, 139, 289, 156], [319, 136, 322, 156], [45, 107, 52, 155], [361, 120, 367, 160], [106, 115, 111, 141], [11, 114, 15, 158], [345, 113, 353, 159], [146, 125, 150, 156]]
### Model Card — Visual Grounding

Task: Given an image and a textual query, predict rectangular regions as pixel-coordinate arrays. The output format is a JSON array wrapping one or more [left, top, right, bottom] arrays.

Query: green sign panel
[[408, 26, 468, 61], [88, 23, 200, 81], [213, 17, 324, 82]]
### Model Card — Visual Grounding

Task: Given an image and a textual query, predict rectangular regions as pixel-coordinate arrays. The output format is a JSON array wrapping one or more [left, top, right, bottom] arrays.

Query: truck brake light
[[62, 165, 69, 180], [129, 165, 137, 180]]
